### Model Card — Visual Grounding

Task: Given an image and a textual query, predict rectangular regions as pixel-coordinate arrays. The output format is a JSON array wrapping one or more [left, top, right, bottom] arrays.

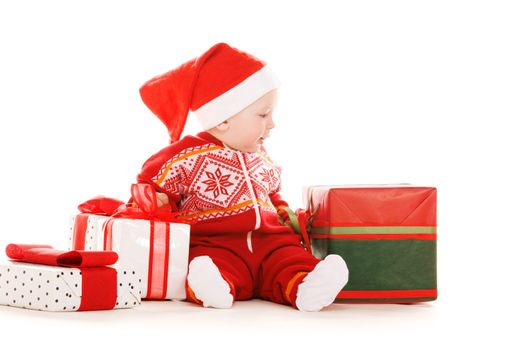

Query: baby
[[137, 42, 349, 311]]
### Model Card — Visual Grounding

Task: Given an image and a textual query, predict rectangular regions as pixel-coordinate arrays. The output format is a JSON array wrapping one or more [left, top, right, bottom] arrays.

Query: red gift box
[[305, 185, 437, 303]]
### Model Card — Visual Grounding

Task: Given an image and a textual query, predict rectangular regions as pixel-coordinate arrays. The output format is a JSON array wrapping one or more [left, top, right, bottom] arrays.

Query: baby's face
[[216, 89, 278, 153]]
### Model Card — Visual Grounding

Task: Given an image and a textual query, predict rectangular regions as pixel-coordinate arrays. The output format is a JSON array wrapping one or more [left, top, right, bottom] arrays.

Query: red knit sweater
[[137, 131, 290, 236]]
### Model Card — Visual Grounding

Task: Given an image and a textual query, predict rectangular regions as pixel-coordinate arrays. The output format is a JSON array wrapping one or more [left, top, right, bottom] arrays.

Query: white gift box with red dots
[[0, 261, 141, 312]]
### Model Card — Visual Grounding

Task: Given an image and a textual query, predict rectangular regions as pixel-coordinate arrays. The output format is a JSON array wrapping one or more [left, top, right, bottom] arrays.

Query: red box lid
[[304, 184, 436, 227]]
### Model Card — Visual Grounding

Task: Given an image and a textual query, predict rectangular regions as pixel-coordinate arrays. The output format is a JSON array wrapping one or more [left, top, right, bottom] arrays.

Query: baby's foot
[[295, 254, 349, 312], [187, 256, 234, 309]]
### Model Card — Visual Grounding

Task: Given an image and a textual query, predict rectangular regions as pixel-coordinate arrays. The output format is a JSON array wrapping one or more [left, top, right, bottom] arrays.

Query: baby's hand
[[156, 192, 169, 208]]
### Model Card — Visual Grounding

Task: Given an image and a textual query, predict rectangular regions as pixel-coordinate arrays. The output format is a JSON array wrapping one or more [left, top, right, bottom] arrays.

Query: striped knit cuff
[[285, 271, 309, 309]]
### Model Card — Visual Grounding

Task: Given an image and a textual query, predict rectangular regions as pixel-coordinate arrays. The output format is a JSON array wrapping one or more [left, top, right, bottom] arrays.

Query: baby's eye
[[259, 114, 268, 118]]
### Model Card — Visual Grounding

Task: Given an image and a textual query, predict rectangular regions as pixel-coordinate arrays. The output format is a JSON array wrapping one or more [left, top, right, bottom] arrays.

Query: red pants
[[186, 228, 320, 308]]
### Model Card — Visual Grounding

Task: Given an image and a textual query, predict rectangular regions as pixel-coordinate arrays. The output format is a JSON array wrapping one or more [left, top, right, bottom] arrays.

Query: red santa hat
[[139, 42, 281, 142]]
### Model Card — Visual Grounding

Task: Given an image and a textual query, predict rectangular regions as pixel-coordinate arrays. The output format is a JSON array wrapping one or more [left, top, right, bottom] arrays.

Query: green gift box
[[304, 185, 437, 303]]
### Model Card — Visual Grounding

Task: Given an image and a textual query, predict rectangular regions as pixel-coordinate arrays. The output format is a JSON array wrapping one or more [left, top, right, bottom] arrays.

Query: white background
[[1, 0, 513, 348]]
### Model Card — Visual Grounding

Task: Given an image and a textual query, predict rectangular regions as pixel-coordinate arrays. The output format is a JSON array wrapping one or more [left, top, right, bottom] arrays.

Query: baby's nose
[[267, 115, 275, 129]]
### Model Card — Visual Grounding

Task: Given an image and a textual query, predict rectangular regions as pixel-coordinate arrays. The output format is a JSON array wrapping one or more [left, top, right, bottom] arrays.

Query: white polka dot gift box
[[0, 244, 141, 312], [69, 184, 191, 301]]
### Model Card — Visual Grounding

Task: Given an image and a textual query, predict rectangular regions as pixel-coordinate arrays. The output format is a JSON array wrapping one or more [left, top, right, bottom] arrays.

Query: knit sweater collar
[[197, 131, 263, 154], [197, 131, 224, 146]]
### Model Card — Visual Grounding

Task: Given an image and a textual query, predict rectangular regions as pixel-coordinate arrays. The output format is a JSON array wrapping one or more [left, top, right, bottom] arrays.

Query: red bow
[[277, 207, 313, 253], [78, 183, 194, 224], [6, 244, 118, 267], [296, 209, 313, 253], [78, 197, 125, 216]]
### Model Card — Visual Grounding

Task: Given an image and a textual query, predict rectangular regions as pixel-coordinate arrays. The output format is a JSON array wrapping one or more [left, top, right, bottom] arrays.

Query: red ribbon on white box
[[103, 219, 171, 299], [147, 220, 170, 299], [72, 214, 90, 250]]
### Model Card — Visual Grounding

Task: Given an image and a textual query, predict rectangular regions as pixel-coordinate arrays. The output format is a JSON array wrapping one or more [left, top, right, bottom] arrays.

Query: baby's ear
[[214, 121, 229, 131]]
